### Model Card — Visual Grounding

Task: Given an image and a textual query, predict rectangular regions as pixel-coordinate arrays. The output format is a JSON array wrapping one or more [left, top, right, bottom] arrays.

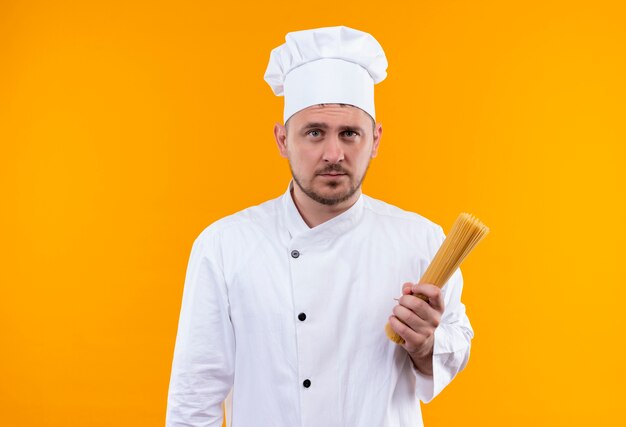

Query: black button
[[291, 250, 300, 258], [298, 313, 306, 321], [303, 379, 311, 388]]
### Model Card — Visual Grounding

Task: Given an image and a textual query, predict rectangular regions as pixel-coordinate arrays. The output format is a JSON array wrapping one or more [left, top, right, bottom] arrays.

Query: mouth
[[318, 173, 347, 177]]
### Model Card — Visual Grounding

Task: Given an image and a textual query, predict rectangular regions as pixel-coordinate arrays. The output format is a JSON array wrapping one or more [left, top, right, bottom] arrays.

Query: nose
[[322, 135, 344, 163]]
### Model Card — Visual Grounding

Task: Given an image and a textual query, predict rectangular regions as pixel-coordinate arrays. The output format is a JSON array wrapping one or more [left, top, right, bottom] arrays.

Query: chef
[[166, 26, 473, 427]]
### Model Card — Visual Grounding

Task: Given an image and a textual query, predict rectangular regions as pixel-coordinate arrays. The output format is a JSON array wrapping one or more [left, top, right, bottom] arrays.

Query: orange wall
[[1, 0, 625, 425]]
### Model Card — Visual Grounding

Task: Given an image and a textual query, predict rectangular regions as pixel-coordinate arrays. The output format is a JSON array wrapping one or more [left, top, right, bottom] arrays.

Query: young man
[[166, 26, 473, 427]]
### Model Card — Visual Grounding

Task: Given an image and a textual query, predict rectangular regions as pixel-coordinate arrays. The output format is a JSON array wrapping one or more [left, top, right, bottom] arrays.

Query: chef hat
[[264, 26, 388, 123]]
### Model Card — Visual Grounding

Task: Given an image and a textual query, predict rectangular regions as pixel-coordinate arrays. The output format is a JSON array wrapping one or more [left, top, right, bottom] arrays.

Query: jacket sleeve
[[166, 231, 235, 426], [413, 226, 475, 403]]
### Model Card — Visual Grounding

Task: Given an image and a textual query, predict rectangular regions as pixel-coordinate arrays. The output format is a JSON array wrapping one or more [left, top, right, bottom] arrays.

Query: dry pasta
[[385, 213, 489, 345]]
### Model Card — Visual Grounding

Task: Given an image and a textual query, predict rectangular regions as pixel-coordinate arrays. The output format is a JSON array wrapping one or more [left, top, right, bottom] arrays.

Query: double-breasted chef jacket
[[166, 183, 474, 427]]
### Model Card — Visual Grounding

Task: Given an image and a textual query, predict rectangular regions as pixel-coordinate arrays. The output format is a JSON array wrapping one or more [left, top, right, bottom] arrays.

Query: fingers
[[410, 283, 445, 313], [401, 282, 413, 295], [388, 314, 423, 352], [392, 304, 434, 333], [391, 283, 443, 358], [394, 296, 441, 330], [387, 314, 430, 355]]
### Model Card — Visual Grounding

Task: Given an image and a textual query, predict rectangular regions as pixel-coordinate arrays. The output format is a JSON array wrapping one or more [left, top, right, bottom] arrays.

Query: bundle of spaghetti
[[385, 212, 489, 345]]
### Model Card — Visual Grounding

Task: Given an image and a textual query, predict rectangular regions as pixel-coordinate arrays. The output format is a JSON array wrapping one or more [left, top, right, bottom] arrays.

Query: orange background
[[1, 0, 625, 426]]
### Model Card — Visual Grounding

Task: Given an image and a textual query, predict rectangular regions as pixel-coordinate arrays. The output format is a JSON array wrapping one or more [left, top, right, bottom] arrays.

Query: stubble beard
[[290, 162, 371, 206]]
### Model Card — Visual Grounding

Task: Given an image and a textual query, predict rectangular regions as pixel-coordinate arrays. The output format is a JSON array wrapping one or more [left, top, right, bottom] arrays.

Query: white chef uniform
[[166, 183, 474, 427]]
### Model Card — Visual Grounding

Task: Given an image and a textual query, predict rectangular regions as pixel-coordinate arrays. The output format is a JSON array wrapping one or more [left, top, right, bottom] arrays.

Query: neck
[[291, 184, 361, 228]]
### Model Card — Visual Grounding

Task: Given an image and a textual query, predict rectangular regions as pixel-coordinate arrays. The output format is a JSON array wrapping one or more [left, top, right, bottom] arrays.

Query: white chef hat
[[264, 26, 388, 123]]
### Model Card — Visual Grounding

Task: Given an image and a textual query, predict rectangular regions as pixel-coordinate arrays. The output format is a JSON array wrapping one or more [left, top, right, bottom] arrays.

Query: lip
[[318, 173, 346, 177], [318, 171, 347, 176]]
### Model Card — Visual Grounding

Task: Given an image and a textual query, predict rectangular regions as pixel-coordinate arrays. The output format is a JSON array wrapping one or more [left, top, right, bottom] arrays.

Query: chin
[[319, 185, 358, 202], [317, 183, 349, 196], [293, 173, 361, 206]]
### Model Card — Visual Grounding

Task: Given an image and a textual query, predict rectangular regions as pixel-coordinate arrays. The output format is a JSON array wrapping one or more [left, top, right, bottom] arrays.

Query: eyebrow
[[302, 122, 329, 130], [339, 125, 365, 134], [301, 122, 365, 134]]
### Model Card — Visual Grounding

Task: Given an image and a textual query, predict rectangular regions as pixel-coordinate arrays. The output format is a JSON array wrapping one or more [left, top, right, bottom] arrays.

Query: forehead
[[287, 104, 372, 128]]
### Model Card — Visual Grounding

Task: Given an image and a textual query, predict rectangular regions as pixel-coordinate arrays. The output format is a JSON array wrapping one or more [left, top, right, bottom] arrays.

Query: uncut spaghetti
[[385, 213, 489, 345]]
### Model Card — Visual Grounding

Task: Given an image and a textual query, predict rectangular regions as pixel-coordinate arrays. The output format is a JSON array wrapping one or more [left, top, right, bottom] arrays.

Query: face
[[274, 104, 382, 206]]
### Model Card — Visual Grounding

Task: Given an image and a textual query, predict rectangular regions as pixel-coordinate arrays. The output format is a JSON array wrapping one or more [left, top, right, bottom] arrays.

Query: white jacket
[[166, 184, 473, 427]]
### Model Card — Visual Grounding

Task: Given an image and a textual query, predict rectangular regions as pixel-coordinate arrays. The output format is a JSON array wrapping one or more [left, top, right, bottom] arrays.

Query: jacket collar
[[282, 181, 365, 246]]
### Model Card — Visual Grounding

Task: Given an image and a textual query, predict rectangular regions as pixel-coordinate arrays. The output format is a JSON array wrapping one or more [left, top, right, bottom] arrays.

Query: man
[[166, 26, 473, 427]]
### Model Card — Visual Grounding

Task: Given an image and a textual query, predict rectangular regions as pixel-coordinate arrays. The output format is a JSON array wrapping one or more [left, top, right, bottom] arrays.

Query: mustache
[[315, 164, 349, 175]]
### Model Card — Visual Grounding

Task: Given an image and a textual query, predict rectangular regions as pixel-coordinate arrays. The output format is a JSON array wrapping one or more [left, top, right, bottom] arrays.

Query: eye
[[306, 130, 322, 138], [342, 130, 358, 138]]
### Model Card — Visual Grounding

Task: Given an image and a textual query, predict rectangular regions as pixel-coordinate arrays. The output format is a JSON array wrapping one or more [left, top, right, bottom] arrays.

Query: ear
[[274, 123, 288, 158], [371, 122, 382, 158]]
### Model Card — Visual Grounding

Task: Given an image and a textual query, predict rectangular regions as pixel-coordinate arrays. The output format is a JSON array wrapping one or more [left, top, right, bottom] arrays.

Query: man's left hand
[[388, 282, 444, 376]]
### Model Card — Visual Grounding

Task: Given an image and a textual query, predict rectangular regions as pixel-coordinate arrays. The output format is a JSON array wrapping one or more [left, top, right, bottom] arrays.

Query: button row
[[292, 250, 308, 390]]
